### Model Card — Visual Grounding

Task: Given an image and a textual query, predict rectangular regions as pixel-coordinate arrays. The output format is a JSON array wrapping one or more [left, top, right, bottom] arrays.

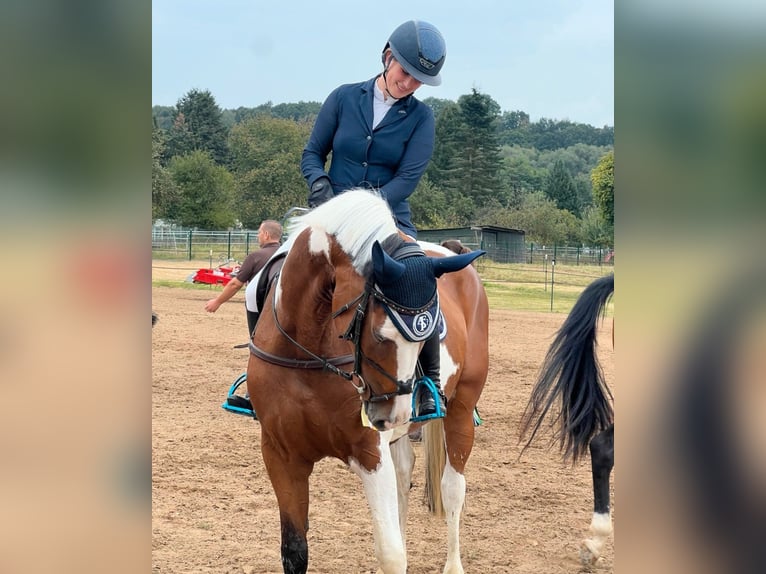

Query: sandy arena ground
[[152, 262, 614, 574]]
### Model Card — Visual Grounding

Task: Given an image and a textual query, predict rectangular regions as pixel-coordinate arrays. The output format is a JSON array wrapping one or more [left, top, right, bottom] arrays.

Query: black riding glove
[[307, 176, 334, 208]]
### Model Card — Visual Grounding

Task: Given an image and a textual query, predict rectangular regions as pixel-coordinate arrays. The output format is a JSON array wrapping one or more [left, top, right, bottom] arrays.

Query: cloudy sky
[[152, 0, 613, 127]]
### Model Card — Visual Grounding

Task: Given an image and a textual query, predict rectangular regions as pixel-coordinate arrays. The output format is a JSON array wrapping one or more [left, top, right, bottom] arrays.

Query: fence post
[[246, 232, 251, 254], [550, 259, 555, 311], [529, 242, 533, 264], [227, 231, 232, 260], [187, 230, 193, 261], [577, 246, 580, 266], [544, 254, 548, 292]]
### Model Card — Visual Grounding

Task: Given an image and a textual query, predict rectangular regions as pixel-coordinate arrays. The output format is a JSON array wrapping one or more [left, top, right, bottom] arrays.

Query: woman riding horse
[[246, 189, 488, 573]]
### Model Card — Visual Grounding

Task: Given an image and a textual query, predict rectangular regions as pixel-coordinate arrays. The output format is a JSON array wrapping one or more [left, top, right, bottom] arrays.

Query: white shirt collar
[[374, 78, 397, 106]]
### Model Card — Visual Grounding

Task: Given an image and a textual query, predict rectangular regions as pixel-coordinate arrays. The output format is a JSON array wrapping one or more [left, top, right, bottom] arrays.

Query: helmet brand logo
[[419, 57, 435, 70]]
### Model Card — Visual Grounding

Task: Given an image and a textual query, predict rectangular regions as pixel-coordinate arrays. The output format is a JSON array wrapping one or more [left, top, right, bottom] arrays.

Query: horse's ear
[[372, 241, 406, 284], [430, 250, 486, 278]]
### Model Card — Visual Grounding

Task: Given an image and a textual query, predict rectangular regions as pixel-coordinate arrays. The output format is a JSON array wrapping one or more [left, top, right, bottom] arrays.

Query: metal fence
[[152, 228, 614, 268], [151, 229, 260, 262], [525, 244, 614, 266]]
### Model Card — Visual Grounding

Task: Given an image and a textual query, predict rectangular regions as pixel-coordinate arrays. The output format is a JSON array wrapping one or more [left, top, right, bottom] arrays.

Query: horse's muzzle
[[364, 393, 413, 431]]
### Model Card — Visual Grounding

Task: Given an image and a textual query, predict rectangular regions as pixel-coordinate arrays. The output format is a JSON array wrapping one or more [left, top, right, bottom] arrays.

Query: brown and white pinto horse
[[246, 190, 489, 574], [519, 273, 615, 566]]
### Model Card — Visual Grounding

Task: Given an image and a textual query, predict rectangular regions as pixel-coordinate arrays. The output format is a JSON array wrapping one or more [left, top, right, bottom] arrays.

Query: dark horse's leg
[[261, 439, 313, 574], [581, 424, 614, 565]]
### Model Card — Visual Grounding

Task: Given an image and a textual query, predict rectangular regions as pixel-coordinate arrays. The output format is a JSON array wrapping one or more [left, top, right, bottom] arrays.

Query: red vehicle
[[191, 261, 241, 286]]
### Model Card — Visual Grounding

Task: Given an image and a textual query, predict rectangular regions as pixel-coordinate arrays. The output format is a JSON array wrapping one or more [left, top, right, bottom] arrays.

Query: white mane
[[285, 189, 399, 273]]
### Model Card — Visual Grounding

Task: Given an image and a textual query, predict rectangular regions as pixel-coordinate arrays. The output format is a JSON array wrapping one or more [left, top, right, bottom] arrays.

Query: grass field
[[476, 260, 613, 314]]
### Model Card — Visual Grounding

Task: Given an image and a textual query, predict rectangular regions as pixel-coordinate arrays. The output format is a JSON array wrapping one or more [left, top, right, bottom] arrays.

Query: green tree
[[409, 175, 468, 229], [166, 89, 229, 164], [497, 110, 531, 147], [152, 105, 175, 131], [500, 145, 545, 206], [421, 97, 455, 121], [271, 101, 322, 123], [228, 116, 311, 227], [580, 205, 613, 247], [169, 150, 236, 228], [491, 191, 582, 246], [427, 90, 504, 222], [152, 127, 179, 220], [452, 90, 504, 208], [544, 160, 581, 217], [591, 150, 614, 227], [426, 102, 461, 190]]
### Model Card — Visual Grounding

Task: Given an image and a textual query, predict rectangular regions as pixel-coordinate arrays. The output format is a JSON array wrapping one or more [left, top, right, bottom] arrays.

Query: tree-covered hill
[[152, 88, 613, 247]]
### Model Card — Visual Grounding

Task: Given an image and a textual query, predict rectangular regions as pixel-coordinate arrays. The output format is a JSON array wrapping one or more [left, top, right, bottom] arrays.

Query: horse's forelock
[[290, 190, 398, 274]]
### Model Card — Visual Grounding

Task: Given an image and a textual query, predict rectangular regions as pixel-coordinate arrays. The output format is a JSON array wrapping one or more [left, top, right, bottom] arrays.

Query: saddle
[[257, 251, 286, 312], [250, 251, 286, 314]]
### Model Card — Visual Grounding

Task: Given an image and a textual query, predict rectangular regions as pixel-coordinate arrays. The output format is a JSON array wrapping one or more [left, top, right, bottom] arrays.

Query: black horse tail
[[520, 273, 614, 463]]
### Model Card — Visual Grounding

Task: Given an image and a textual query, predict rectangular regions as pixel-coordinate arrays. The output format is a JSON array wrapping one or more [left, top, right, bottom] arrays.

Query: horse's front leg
[[350, 430, 406, 574], [390, 431, 415, 552], [261, 439, 314, 574], [580, 424, 614, 566]]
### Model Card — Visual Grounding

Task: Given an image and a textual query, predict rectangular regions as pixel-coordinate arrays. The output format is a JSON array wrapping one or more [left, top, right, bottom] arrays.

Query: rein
[[249, 273, 413, 402], [248, 272, 354, 381]]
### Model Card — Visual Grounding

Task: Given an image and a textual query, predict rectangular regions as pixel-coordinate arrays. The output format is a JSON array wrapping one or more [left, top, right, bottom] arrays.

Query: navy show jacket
[[301, 77, 435, 238]]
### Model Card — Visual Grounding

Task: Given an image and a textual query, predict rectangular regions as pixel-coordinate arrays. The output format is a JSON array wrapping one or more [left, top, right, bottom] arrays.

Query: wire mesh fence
[[152, 227, 614, 269], [151, 229, 260, 262]]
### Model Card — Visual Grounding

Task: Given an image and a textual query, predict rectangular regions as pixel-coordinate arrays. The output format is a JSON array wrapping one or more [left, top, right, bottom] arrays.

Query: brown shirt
[[235, 241, 280, 284]]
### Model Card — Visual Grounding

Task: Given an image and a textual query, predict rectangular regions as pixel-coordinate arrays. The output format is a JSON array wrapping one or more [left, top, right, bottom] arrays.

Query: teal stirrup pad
[[221, 372, 256, 418], [410, 377, 446, 422], [473, 406, 483, 427]]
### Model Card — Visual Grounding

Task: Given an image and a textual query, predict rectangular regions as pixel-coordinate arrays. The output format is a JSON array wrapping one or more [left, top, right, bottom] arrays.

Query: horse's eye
[[372, 328, 387, 343]]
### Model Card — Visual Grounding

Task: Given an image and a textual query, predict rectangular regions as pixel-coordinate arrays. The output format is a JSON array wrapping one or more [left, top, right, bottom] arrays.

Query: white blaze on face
[[378, 316, 420, 424]]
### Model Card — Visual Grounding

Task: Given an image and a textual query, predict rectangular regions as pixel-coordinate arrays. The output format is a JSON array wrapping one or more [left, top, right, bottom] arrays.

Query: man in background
[[204, 219, 282, 338]]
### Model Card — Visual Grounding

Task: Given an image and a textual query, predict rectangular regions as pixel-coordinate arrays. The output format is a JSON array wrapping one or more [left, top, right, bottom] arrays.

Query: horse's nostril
[[373, 420, 388, 431]]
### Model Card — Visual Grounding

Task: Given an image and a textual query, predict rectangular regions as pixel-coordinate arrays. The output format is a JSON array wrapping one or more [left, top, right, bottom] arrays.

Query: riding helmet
[[383, 20, 446, 86]]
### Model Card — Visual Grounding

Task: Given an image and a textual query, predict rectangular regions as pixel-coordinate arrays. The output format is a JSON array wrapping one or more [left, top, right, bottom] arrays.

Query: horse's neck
[[277, 269, 331, 332], [275, 234, 357, 349]]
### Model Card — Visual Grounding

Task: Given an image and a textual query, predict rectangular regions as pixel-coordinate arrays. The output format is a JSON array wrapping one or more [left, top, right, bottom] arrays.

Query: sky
[[152, 0, 614, 128]]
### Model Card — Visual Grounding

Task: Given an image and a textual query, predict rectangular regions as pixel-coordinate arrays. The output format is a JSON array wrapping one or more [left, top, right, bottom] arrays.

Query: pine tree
[[452, 90, 504, 210], [427, 90, 504, 223], [166, 89, 229, 164], [544, 160, 581, 217]]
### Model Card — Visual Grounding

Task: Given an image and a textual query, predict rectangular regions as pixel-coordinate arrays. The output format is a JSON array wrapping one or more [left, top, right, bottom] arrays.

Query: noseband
[[248, 275, 416, 403], [334, 283, 420, 402]]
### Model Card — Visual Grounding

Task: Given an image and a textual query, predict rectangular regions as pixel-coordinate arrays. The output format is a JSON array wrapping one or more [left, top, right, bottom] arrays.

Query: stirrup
[[410, 376, 446, 422], [221, 372, 257, 418]]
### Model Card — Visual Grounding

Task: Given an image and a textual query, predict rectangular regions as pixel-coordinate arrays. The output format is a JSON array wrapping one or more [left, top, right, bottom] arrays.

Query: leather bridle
[[249, 275, 417, 403]]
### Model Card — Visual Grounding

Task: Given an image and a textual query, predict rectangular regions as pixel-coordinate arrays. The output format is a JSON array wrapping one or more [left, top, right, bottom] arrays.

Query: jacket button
[[362, 162, 368, 167], [366, 135, 372, 140]]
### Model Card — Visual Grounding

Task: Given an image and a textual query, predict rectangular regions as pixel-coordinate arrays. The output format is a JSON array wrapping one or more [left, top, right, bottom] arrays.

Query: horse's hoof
[[579, 539, 601, 566]]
